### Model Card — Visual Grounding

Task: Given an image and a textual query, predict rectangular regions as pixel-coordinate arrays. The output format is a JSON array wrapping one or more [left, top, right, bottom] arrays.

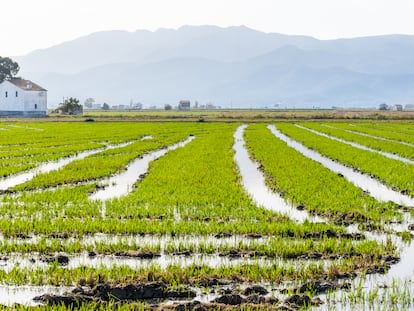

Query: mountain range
[[15, 25, 414, 108]]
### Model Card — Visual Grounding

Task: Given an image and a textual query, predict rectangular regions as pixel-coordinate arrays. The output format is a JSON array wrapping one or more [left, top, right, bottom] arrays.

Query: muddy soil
[[33, 281, 322, 311]]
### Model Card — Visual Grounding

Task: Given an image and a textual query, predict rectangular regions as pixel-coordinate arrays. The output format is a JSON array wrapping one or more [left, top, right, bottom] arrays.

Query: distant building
[[0, 78, 47, 117], [392, 104, 403, 111], [378, 103, 388, 111], [130, 102, 143, 110], [111, 105, 129, 110], [84, 103, 102, 110], [405, 104, 414, 110], [178, 100, 191, 111], [206, 102, 216, 109]]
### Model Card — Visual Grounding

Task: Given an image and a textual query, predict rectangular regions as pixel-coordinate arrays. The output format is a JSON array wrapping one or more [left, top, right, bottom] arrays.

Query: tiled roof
[[8, 78, 47, 91]]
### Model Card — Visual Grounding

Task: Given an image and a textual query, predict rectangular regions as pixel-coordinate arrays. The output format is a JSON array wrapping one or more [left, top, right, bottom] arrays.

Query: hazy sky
[[2, 0, 414, 56]]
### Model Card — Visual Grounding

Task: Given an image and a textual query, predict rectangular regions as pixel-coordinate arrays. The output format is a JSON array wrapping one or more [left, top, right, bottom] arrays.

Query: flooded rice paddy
[[321, 124, 414, 148], [0, 121, 413, 310], [268, 125, 414, 207], [296, 124, 414, 165]]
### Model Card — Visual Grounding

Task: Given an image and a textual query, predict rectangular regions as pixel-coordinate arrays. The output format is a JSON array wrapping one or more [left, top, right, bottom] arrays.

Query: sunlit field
[[0, 119, 413, 310]]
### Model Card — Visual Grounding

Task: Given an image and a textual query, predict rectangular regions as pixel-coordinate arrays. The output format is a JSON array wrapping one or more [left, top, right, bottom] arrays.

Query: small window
[[15, 91, 18, 97], [35, 104, 38, 109], [5, 92, 8, 98]]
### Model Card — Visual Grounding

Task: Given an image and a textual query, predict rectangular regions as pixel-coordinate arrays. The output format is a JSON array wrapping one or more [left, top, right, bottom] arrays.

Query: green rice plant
[[276, 123, 414, 197], [244, 124, 402, 224], [327, 122, 414, 145], [299, 122, 414, 160]]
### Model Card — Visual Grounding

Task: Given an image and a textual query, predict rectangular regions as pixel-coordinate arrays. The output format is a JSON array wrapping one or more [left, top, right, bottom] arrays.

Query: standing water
[[268, 125, 414, 207], [233, 125, 319, 223], [268, 125, 414, 310], [90, 136, 195, 201], [296, 124, 414, 165], [0, 141, 134, 191]]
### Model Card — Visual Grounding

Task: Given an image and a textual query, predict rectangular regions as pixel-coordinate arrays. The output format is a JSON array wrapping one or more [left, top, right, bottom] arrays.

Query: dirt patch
[[114, 250, 161, 259], [157, 293, 319, 311], [196, 277, 232, 287], [243, 285, 268, 296], [218, 249, 265, 258], [283, 279, 351, 295], [34, 281, 196, 307], [40, 254, 69, 266], [214, 233, 232, 238], [283, 294, 323, 309]]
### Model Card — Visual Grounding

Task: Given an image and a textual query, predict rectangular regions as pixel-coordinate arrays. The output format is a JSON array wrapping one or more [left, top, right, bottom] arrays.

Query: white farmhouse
[[0, 78, 47, 117]]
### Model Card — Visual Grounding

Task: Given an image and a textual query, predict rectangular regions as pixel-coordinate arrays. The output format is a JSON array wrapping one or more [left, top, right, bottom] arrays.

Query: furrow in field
[[276, 123, 414, 198], [344, 123, 414, 144], [296, 124, 414, 165], [269, 125, 414, 207], [233, 125, 318, 223], [321, 124, 414, 148]]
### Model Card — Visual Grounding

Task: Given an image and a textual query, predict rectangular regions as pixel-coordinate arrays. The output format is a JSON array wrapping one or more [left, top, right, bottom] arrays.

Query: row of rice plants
[[12, 126, 194, 191], [0, 256, 386, 286], [327, 122, 414, 145], [360, 121, 414, 134], [0, 184, 347, 237], [243, 124, 402, 224], [276, 123, 414, 197], [0, 143, 105, 178], [0, 235, 390, 259], [0, 142, 105, 159], [0, 122, 162, 146], [0, 122, 184, 177], [0, 185, 100, 218], [299, 122, 414, 160]]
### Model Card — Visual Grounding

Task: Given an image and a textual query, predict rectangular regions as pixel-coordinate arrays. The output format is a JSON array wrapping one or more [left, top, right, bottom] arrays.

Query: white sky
[[2, 0, 414, 56]]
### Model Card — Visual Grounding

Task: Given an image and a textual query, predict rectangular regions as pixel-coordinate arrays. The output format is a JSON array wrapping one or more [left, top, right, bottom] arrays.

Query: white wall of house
[[24, 89, 47, 112], [0, 80, 47, 116], [0, 81, 24, 111]]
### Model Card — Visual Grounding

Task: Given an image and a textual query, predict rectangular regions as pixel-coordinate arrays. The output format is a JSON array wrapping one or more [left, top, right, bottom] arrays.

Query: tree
[[102, 103, 110, 110], [0, 57, 19, 83], [56, 97, 83, 115], [84, 98, 95, 109], [164, 104, 172, 110]]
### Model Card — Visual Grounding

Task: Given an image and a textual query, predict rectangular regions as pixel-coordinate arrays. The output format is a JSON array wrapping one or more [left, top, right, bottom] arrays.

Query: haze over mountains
[[16, 25, 414, 108]]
